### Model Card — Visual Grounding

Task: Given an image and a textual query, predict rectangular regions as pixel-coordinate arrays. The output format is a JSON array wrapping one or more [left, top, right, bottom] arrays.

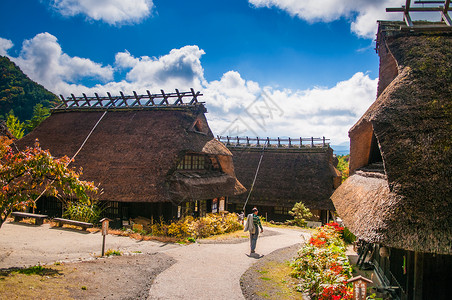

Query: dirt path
[[148, 227, 309, 300], [0, 222, 309, 300], [0, 222, 179, 268]]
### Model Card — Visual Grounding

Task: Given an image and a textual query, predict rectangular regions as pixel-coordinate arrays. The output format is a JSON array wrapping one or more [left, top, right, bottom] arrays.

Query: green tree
[[5, 110, 24, 139], [288, 202, 313, 227], [336, 154, 350, 182], [0, 137, 98, 228], [0, 56, 59, 122], [25, 103, 50, 132]]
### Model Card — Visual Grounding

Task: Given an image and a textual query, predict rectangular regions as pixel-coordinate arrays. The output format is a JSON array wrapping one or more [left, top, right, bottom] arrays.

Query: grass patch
[[255, 261, 300, 300], [200, 229, 247, 241], [104, 249, 122, 256], [0, 265, 72, 299]]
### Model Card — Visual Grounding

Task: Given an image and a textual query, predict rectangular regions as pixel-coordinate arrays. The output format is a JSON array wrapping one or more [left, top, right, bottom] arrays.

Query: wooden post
[[288, 137, 291, 147], [100, 218, 111, 256], [311, 137, 314, 147], [347, 276, 373, 300], [323, 136, 326, 147]]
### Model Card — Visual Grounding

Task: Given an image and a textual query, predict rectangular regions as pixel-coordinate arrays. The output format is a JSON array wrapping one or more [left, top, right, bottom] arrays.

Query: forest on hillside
[[0, 56, 59, 137]]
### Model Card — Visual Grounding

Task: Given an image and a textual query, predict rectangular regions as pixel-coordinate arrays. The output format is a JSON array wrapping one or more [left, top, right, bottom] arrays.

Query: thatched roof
[[332, 22, 452, 255], [227, 145, 340, 210], [17, 101, 245, 204]]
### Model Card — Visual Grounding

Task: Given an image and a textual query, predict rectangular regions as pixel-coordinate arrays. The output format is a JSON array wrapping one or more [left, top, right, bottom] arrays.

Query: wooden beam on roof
[[190, 88, 199, 104], [71, 94, 79, 107], [119, 91, 128, 107], [94, 93, 103, 107], [174, 89, 183, 104], [81, 93, 91, 107], [145, 90, 155, 106], [443, 0, 452, 25], [131, 91, 141, 106], [59, 95, 68, 108], [106, 92, 116, 107], [160, 89, 169, 105]]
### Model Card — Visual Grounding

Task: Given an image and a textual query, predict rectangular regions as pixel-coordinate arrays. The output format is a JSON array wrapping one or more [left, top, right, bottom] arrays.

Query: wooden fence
[[217, 136, 330, 148]]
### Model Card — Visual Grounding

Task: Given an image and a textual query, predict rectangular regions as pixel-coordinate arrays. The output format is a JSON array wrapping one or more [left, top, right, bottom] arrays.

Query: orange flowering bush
[[291, 222, 352, 299]]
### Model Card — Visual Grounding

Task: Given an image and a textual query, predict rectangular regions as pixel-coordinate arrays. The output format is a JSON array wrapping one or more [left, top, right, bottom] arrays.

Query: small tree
[[25, 104, 50, 132], [288, 202, 312, 227], [5, 110, 24, 139], [0, 137, 97, 228]]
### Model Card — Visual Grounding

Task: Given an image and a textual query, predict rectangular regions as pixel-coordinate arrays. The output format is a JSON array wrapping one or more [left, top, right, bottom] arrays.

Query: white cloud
[[0, 37, 13, 56], [10, 33, 113, 93], [4, 33, 377, 143], [249, 0, 405, 38], [49, 0, 153, 25], [115, 46, 207, 90], [206, 71, 377, 143]]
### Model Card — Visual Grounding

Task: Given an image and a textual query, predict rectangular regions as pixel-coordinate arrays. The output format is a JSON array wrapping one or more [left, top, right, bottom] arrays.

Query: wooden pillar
[[413, 251, 423, 299]]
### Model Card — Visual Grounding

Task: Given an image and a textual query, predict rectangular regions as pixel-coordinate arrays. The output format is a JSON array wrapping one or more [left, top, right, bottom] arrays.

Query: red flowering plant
[[291, 223, 352, 300], [325, 222, 345, 234]]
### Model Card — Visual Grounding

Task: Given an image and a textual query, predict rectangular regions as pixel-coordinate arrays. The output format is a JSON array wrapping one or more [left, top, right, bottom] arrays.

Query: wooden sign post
[[347, 276, 373, 300], [100, 218, 111, 256]]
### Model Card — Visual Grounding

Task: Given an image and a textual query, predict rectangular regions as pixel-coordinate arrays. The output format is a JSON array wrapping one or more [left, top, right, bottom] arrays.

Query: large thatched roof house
[[220, 136, 341, 222], [331, 20, 451, 299], [17, 90, 245, 225]]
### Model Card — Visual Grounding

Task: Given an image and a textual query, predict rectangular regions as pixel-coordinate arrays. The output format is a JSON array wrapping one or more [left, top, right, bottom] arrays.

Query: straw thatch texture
[[17, 105, 245, 203], [228, 147, 339, 210], [333, 26, 452, 255]]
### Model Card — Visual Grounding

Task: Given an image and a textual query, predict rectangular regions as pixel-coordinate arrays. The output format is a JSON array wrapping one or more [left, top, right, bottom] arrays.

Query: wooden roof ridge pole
[[443, 0, 451, 25], [119, 91, 128, 107], [131, 91, 142, 107], [106, 92, 117, 108], [145, 90, 155, 106], [190, 88, 199, 104], [386, 0, 452, 26], [59, 94, 68, 108], [175, 89, 183, 105], [71, 94, 79, 107], [82, 93, 91, 107], [94, 93, 103, 107], [405, 0, 414, 26], [160, 89, 169, 105]]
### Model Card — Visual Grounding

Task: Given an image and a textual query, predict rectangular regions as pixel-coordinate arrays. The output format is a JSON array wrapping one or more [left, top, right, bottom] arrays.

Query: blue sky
[[1, 0, 421, 144]]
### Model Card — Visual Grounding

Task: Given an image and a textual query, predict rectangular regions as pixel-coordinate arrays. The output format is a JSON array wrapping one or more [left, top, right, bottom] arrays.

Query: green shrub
[[343, 227, 356, 244], [63, 201, 102, 223], [288, 202, 312, 227]]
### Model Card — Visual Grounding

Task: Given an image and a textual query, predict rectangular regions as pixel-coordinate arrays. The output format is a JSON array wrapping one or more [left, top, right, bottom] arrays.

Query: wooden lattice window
[[274, 206, 290, 215], [177, 154, 209, 170]]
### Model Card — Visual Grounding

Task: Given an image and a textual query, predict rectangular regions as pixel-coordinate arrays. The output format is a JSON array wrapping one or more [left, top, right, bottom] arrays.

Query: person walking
[[244, 207, 263, 254]]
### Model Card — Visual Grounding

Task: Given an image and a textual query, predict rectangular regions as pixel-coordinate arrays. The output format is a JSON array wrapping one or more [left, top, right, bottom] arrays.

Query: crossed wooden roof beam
[[55, 88, 203, 110], [386, 0, 451, 26]]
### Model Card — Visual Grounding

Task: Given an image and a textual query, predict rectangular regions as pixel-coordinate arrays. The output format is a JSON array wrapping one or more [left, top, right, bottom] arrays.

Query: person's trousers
[[250, 231, 259, 251]]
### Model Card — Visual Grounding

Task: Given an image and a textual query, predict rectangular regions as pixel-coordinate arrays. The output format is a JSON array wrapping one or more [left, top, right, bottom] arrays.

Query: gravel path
[[0, 221, 309, 300], [148, 227, 309, 300], [0, 222, 179, 268]]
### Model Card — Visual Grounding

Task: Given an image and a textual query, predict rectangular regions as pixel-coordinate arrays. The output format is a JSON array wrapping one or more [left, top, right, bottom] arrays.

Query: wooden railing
[[53, 89, 203, 110], [217, 136, 330, 148]]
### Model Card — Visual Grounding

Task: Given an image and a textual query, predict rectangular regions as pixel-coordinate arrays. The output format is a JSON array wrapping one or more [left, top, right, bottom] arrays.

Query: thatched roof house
[[331, 20, 451, 299], [221, 136, 341, 222], [17, 90, 245, 221]]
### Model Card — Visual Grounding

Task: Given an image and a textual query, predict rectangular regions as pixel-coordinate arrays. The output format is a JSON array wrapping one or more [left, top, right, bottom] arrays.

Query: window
[[177, 154, 213, 171], [274, 206, 290, 215]]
